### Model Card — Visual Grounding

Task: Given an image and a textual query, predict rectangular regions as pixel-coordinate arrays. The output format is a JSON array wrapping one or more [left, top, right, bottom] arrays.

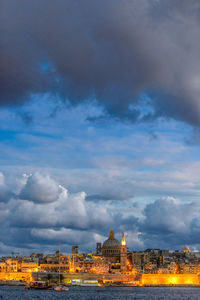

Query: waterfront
[[0, 286, 200, 299]]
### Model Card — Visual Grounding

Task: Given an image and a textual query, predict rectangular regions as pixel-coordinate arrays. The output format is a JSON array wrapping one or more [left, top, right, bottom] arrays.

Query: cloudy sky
[[1, 0, 200, 255]]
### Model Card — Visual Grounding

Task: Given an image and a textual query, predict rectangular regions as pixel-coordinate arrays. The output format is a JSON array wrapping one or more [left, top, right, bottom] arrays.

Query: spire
[[121, 232, 126, 246], [109, 230, 114, 239]]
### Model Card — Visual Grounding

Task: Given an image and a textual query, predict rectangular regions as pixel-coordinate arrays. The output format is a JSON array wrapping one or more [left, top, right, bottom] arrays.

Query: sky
[[1, 0, 200, 255]]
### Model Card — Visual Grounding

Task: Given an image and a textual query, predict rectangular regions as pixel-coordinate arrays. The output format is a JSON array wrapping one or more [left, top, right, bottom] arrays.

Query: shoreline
[[0, 284, 200, 290], [1, 282, 200, 288]]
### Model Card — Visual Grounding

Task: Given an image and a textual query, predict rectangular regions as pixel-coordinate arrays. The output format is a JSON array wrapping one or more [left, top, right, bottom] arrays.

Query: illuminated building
[[102, 230, 121, 257], [120, 232, 127, 272], [20, 262, 39, 273], [74, 257, 110, 273], [71, 246, 79, 256], [179, 264, 200, 274], [40, 263, 69, 273], [1, 232, 200, 286], [182, 246, 191, 254], [5, 259, 18, 272]]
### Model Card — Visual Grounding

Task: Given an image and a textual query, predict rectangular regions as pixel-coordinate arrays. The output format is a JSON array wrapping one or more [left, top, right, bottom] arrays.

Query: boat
[[53, 285, 69, 291], [28, 281, 50, 290]]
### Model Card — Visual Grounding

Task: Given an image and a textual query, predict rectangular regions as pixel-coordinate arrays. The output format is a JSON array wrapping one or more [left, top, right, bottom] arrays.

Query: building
[[120, 232, 127, 272], [71, 246, 79, 255], [102, 230, 121, 257], [5, 259, 18, 272], [74, 256, 110, 273], [98, 230, 128, 273], [182, 246, 191, 254], [20, 262, 38, 272]]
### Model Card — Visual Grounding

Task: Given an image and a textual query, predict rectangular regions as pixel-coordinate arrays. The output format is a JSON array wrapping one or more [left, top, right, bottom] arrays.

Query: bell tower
[[120, 232, 127, 272]]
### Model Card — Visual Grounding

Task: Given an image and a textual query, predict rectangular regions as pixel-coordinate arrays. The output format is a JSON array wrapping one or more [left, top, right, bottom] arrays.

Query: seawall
[[32, 272, 200, 286], [141, 274, 200, 286]]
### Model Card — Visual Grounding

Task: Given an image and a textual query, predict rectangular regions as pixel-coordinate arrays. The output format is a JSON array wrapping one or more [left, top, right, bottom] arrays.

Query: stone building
[[102, 230, 121, 257], [120, 232, 127, 272]]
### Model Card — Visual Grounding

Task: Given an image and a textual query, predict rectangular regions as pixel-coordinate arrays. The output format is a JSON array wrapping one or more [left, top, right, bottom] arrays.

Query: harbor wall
[[141, 274, 200, 285], [32, 272, 200, 286], [32, 272, 137, 283], [0, 272, 200, 286]]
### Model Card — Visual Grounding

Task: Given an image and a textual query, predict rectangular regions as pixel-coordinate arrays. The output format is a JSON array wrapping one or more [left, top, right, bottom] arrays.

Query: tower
[[71, 245, 78, 255], [120, 232, 127, 272], [96, 242, 102, 255]]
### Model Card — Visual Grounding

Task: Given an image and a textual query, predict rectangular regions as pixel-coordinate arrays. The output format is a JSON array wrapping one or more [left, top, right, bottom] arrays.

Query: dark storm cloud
[[1, 0, 200, 125]]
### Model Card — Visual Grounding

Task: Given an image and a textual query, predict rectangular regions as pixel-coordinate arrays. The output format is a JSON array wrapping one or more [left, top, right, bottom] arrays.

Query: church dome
[[102, 230, 121, 256], [102, 237, 120, 249], [182, 246, 191, 253]]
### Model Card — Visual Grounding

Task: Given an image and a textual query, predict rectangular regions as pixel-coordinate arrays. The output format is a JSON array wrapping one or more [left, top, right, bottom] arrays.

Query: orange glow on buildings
[[1, 232, 200, 286], [141, 274, 200, 286], [69, 255, 75, 273], [0, 272, 32, 282]]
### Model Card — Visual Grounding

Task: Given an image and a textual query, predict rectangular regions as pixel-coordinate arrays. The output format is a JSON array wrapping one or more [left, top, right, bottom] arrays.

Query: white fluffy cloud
[[142, 197, 198, 234], [0, 172, 114, 253], [31, 227, 105, 247], [8, 174, 113, 230], [140, 197, 200, 249], [1, 171, 200, 253], [19, 172, 60, 203]]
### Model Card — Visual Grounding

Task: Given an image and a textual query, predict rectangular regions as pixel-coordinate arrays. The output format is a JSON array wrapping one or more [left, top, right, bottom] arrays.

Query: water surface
[[0, 286, 200, 299]]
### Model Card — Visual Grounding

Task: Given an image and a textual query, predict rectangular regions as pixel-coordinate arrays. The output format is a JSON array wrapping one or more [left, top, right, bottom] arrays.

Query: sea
[[0, 286, 200, 300]]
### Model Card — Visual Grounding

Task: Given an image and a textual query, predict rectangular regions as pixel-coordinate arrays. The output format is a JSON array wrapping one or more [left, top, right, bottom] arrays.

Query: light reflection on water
[[0, 286, 200, 300]]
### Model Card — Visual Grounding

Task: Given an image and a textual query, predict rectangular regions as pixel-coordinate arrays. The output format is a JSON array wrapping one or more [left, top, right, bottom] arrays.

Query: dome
[[102, 230, 121, 257], [183, 246, 191, 253], [102, 237, 120, 249]]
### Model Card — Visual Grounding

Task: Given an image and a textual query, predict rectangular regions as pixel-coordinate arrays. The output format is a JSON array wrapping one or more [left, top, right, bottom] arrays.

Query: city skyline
[[1, 0, 200, 255]]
